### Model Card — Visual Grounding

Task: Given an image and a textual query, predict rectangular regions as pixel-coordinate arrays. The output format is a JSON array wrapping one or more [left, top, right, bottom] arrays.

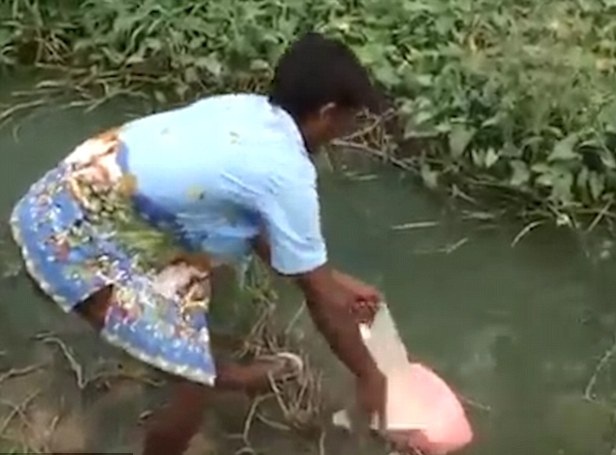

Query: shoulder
[[214, 95, 315, 191], [120, 94, 266, 131]]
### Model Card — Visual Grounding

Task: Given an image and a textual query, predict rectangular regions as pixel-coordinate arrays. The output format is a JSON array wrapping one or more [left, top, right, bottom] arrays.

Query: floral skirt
[[10, 131, 217, 386]]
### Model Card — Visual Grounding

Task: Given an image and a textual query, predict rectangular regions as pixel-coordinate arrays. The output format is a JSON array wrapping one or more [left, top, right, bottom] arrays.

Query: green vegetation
[[2, 0, 616, 231]]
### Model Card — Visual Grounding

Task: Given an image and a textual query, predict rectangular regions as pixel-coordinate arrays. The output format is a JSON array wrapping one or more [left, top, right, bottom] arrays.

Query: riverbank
[[2, 0, 616, 234]]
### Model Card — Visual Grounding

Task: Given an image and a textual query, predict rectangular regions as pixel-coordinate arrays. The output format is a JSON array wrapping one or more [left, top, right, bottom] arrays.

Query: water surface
[[1, 77, 616, 454]]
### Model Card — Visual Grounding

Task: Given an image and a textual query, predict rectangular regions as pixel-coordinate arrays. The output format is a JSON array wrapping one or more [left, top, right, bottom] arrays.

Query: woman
[[10, 32, 386, 454]]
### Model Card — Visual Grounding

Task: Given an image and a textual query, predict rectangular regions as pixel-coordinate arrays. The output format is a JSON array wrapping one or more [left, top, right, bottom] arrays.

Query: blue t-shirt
[[118, 94, 327, 275]]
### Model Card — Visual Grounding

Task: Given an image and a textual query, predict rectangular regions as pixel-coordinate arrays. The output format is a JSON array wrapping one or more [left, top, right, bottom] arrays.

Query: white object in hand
[[332, 303, 425, 432]]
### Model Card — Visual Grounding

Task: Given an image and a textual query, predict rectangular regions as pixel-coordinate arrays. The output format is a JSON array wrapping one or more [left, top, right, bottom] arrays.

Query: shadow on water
[[2, 74, 616, 454]]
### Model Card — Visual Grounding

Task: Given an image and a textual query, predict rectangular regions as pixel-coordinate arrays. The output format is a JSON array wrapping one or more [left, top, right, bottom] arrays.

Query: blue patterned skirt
[[10, 130, 217, 385]]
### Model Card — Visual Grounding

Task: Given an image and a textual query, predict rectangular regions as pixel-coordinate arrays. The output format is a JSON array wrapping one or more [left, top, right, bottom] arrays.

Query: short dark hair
[[268, 32, 379, 121]]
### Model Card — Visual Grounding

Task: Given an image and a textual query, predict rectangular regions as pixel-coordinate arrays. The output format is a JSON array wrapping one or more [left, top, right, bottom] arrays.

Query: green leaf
[[154, 91, 166, 104], [548, 134, 578, 161], [412, 111, 434, 127], [184, 66, 199, 83], [577, 166, 589, 198], [188, 37, 205, 50], [481, 113, 503, 128], [471, 149, 485, 167], [601, 150, 616, 170], [415, 74, 433, 87], [125, 54, 144, 65], [510, 160, 530, 187], [74, 38, 95, 52], [551, 172, 573, 204], [448, 124, 475, 158], [144, 38, 163, 51], [374, 63, 400, 88], [420, 163, 439, 190], [484, 148, 499, 168], [589, 172, 605, 200], [195, 55, 222, 78], [175, 83, 189, 99], [250, 59, 270, 71], [536, 172, 554, 187], [502, 142, 522, 158], [355, 43, 383, 65], [531, 162, 552, 174], [113, 14, 138, 34]]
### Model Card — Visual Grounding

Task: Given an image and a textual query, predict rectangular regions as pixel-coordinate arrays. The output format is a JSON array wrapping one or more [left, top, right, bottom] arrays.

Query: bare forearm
[[306, 295, 378, 378], [253, 236, 342, 279], [252, 237, 378, 378]]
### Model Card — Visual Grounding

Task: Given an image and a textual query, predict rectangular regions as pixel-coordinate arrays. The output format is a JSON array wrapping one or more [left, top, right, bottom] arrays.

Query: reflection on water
[[2, 77, 616, 454]]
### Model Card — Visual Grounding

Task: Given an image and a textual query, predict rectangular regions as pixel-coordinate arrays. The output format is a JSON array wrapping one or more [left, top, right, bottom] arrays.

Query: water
[[2, 76, 616, 454]]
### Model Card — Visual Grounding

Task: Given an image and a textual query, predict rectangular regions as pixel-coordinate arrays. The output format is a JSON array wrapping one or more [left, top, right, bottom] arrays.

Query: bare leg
[[142, 380, 210, 455], [140, 358, 295, 455], [74, 287, 296, 455]]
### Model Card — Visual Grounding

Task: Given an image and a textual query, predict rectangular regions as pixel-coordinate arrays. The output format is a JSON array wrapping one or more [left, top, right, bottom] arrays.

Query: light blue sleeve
[[258, 180, 328, 275]]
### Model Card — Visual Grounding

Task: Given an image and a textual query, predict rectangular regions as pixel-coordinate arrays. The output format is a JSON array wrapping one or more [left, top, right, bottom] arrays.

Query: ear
[[318, 102, 337, 119]]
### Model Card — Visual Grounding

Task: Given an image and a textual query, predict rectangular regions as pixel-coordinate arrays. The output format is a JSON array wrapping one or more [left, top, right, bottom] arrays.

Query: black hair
[[268, 32, 379, 121]]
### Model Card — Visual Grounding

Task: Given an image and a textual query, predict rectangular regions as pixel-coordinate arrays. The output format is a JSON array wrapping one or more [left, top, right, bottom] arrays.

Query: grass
[[2, 0, 616, 235]]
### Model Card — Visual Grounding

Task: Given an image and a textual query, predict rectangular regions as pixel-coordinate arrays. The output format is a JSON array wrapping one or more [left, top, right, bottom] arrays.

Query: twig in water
[[451, 185, 479, 206], [318, 429, 326, 455], [457, 394, 492, 413], [586, 199, 613, 234], [342, 109, 396, 142], [461, 210, 500, 222], [584, 336, 616, 400], [35, 334, 86, 389], [0, 389, 41, 437], [322, 149, 337, 173], [0, 98, 48, 127], [332, 140, 420, 176], [391, 221, 439, 231], [284, 303, 306, 336], [139, 410, 153, 423], [0, 363, 45, 385], [348, 174, 379, 182], [255, 411, 291, 431], [88, 362, 164, 388], [413, 237, 470, 256], [268, 375, 291, 418], [511, 220, 544, 247], [242, 394, 274, 447], [443, 237, 469, 254], [44, 412, 62, 453]]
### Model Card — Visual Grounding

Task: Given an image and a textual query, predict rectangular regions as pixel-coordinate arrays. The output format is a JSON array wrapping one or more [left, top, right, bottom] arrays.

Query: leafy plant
[[2, 0, 616, 229]]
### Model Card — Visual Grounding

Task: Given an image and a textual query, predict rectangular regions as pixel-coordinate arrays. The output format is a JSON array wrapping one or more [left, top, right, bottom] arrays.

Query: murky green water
[[2, 75, 616, 454]]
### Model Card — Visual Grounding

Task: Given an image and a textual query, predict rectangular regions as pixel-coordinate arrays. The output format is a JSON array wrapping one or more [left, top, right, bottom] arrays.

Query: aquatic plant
[[2, 0, 616, 232]]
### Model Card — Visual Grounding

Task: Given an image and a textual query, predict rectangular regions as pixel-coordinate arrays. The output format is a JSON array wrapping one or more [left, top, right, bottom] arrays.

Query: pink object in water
[[384, 362, 473, 454], [353, 305, 473, 454]]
